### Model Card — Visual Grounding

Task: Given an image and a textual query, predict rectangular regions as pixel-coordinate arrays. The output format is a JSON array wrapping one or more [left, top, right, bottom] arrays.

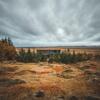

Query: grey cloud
[[0, 0, 100, 47]]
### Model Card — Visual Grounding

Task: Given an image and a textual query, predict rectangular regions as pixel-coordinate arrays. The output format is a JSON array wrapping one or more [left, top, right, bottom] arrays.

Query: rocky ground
[[0, 60, 100, 100]]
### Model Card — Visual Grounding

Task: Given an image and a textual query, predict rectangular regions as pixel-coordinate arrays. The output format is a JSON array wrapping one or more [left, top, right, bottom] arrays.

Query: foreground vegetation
[[0, 61, 100, 100]]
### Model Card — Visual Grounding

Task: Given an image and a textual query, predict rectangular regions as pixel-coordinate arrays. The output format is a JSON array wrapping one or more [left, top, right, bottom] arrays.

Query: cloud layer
[[0, 0, 100, 47]]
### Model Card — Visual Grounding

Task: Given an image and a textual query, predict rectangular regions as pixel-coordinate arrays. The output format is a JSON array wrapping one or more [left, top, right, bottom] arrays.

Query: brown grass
[[0, 60, 100, 100]]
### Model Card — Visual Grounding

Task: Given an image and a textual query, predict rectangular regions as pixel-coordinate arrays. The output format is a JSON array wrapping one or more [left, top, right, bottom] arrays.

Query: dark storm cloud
[[0, 0, 100, 47]]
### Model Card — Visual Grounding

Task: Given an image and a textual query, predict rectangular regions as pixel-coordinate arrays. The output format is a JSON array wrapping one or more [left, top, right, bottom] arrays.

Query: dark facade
[[37, 50, 61, 55]]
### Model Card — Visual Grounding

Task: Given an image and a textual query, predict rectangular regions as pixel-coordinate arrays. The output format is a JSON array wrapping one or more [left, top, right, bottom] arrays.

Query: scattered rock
[[58, 96, 65, 100], [63, 69, 73, 73], [69, 96, 78, 100], [34, 90, 45, 98]]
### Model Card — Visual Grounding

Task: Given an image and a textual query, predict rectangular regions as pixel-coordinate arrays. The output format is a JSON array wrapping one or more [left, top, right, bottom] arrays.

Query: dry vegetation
[[0, 60, 100, 100]]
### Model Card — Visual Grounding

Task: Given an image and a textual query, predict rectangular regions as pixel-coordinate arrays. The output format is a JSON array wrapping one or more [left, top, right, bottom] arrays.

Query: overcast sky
[[0, 0, 100, 47]]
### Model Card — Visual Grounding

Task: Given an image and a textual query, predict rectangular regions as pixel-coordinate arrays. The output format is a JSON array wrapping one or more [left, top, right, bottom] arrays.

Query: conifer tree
[[0, 37, 16, 61]]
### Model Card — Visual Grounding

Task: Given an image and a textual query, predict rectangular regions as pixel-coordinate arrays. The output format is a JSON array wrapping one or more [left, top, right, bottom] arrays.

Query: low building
[[16, 47, 100, 55], [16, 47, 65, 55]]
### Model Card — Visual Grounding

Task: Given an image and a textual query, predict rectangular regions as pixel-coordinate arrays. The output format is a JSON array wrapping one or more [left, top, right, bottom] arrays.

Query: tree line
[[0, 37, 99, 63], [16, 48, 91, 63]]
